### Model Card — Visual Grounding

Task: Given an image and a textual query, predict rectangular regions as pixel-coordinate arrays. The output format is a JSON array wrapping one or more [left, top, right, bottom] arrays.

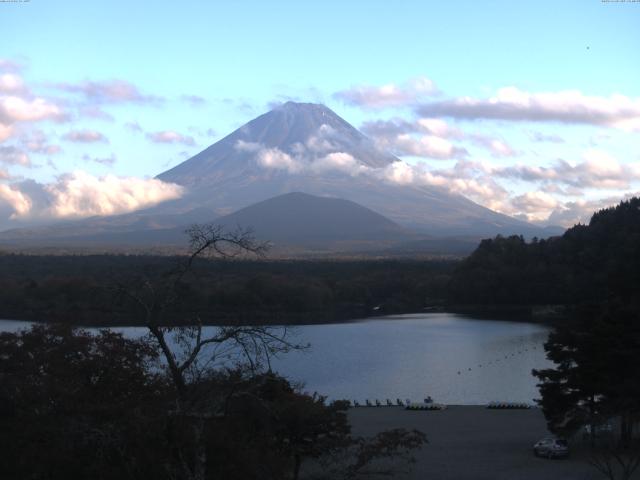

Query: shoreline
[[0, 305, 565, 328]]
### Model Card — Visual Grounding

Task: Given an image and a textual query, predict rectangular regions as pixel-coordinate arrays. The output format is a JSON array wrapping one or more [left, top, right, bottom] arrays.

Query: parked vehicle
[[533, 437, 569, 459]]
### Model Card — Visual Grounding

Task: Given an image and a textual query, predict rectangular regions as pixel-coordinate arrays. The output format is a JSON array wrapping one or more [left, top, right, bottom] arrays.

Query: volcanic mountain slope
[[158, 101, 396, 188], [157, 101, 540, 237]]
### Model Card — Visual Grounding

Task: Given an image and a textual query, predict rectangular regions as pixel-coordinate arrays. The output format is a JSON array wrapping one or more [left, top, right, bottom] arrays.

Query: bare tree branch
[[111, 222, 305, 480]]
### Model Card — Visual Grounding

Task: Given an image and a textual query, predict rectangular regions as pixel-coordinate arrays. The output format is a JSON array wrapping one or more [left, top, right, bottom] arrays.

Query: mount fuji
[[0, 102, 553, 253], [155, 101, 535, 236]]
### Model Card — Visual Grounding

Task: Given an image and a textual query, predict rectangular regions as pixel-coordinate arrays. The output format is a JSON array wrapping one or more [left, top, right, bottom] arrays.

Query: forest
[[0, 253, 454, 326], [448, 197, 640, 311], [2, 198, 640, 326]]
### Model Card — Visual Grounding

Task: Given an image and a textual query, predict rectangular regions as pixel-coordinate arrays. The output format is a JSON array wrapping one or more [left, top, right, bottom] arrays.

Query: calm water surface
[[0, 313, 551, 405]]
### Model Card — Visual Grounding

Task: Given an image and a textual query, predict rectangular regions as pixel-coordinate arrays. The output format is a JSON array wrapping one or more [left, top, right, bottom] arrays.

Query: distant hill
[[448, 197, 640, 307], [214, 192, 412, 249]]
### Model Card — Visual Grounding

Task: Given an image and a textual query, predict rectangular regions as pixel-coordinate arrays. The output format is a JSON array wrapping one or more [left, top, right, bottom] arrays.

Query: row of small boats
[[350, 399, 533, 410], [352, 398, 409, 407], [351, 397, 444, 409], [486, 402, 532, 409]]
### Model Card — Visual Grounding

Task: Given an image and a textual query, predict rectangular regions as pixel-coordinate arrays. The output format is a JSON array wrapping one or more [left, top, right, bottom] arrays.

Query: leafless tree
[[117, 223, 304, 480]]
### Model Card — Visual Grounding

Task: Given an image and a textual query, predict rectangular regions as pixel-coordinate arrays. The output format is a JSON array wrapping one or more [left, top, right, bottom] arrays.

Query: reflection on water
[[0, 313, 551, 405], [271, 314, 551, 404]]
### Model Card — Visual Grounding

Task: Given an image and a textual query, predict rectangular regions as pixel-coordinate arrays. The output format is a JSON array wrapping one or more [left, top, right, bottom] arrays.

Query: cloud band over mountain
[[0, 171, 183, 225]]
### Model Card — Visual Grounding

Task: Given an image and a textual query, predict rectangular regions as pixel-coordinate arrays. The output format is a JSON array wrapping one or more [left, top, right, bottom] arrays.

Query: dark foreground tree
[[0, 324, 426, 480], [206, 370, 426, 480], [0, 324, 168, 479], [533, 301, 640, 445]]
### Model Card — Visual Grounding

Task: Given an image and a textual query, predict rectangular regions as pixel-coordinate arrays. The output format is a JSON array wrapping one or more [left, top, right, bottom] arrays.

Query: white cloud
[[423, 163, 509, 210], [82, 153, 116, 166], [256, 147, 302, 173], [180, 94, 206, 106], [0, 171, 184, 226], [43, 171, 183, 218], [528, 131, 564, 143], [305, 124, 340, 154], [374, 132, 467, 159], [0, 123, 12, 142], [362, 117, 462, 140], [361, 118, 467, 159], [0, 184, 32, 218], [399, 134, 463, 159], [0, 95, 64, 123], [146, 130, 195, 146], [0, 74, 26, 94], [311, 152, 365, 175], [469, 134, 518, 157], [125, 121, 143, 133], [0, 70, 67, 146], [334, 76, 439, 108], [63, 129, 108, 143], [78, 105, 115, 121], [495, 149, 640, 190], [382, 161, 416, 184], [487, 139, 516, 157], [0, 146, 30, 166], [20, 130, 62, 155], [510, 191, 560, 221], [241, 127, 508, 210], [234, 140, 262, 152], [417, 87, 640, 131], [415, 118, 461, 138], [246, 125, 373, 175], [545, 194, 640, 226], [54, 79, 163, 105], [350, 156, 637, 227], [0, 59, 23, 73]]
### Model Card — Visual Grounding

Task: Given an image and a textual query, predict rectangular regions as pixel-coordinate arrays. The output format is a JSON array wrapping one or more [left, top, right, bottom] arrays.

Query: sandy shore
[[348, 405, 616, 480]]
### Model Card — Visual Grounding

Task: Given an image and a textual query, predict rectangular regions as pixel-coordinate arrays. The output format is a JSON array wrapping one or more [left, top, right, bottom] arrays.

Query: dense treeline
[[0, 255, 454, 325], [448, 197, 640, 308]]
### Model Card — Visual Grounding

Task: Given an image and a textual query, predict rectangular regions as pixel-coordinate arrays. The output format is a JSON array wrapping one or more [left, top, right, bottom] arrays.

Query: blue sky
[[1, 0, 639, 229]]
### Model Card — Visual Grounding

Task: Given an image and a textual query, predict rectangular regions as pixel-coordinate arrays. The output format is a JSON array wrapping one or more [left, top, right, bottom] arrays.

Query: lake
[[0, 313, 552, 405]]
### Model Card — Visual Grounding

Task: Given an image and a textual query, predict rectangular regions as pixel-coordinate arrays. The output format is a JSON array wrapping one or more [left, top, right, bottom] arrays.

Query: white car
[[533, 437, 569, 459]]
